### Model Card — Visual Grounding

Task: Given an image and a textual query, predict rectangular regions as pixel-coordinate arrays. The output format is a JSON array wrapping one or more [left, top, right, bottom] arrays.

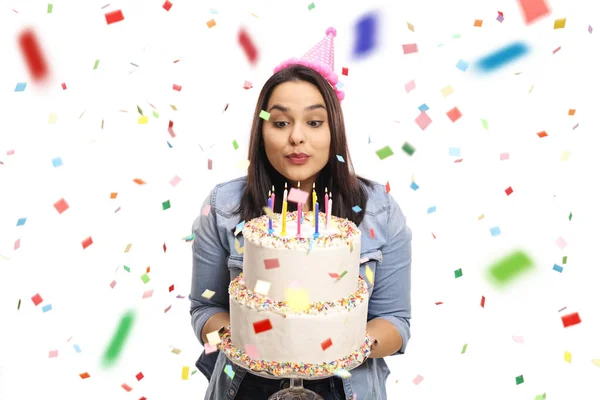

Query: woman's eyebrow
[[267, 104, 326, 112]]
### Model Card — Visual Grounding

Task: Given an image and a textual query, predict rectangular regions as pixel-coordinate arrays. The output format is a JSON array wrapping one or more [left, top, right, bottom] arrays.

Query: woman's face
[[262, 80, 331, 186]]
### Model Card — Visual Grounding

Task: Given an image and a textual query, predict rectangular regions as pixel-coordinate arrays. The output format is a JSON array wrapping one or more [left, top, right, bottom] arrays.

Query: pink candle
[[270, 185, 275, 211], [297, 203, 302, 237], [324, 188, 329, 227], [327, 194, 332, 228]]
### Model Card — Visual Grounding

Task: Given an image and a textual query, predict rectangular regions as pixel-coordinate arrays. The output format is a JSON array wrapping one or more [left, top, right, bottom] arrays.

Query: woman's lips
[[286, 155, 309, 165]]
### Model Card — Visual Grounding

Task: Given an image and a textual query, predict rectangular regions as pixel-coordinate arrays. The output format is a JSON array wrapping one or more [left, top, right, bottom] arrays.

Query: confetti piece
[[206, 331, 221, 346], [402, 43, 418, 54], [561, 312, 581, 328], [234, 221, 246, 236], [82, 237, 93, 249], [454, 268, 463, 278], [138, 116, 148, 124], [182, 366, 189, 380], [262, 259, 281, 271], [42, 304, 52, 312], [447, 107, 462, 122], [253, 280, 271, 296], [505, 186, 513, 195], [17, 299, 21, 310], [287, 188, 309, 204], [449, 147, 460, 157], [556, 236, 567, 250], [415, 111, 432, 130], [461, 344, 468, 354], [202, 204, 211, 216], [340, 270, 348, 279], [554, 18, 566, 29], [48, 113, 57, 124], [18, 29, 50, 82], [404, 79, 416, 92], [308, 2, 315, 10], [204, 343, 217, 354], [253, 319, 273, 334], [208, 159, 213, 170], [336, 154, 345, 163], [410, 181, 419, 191], [328, 272, 341, 279], [286, 288, 310, 312], [342, 67, 349, 76], [456, 59, 469, 72], [124, 266, 131, 273], [354, 12, 378, 57], [440, 84, 454, 97], [480, 296, 485, 307], [237, 159, 250, 170], [16, 217, 27, 226], [47, 4, 53, 13], [592, 360, 600, 367], [335, 369, 352, 379], [259, 110, 270, 121], [553, 264, 563, 273], [80, 372, 90, 379], [171, 348, 181, 354], [102, 310, 135, 368], [206, 19, 216, 28], [15, 82, 26, 92], [49, 349, 58, 358], [490, 226, 501, 237], [475, 42, 529, 72], [517, 0, 550, 24], [413, 375, 424, 385], [224, 364, 235, 379], [427, 206, 436, 214], [365, 265, 374, 284], [243, 80, 253, 89], [163, 0, 172, 11], [321, 338, 333, 351], [369, 228, 375, 238], [376, 146, 393, 160], [245, 344, 259, 359], [110, 280, 116, 288], [513, 336, 524, 343], [124, 244, 132, 252], [121, 383, 132, 392], [142, 289, 154, 299], [516, 375, 524, 385], [74, 344, 81, 353], [232, 140, 239, 150], [234, 237, 244, 254], [105, 10, 124, 25], [474, 19, 483, 27], [173, 84, 182, 92], [500, 152, 509, 160], [238, 28, 258, 65], [487, 250, 534, 286], [564, 351, 572, 363], [352, 205, 362, 213], [385, 182, 391, 193]]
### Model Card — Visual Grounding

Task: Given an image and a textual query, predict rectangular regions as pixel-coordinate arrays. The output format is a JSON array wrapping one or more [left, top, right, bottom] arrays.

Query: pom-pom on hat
[[273, 27, 344, 101]]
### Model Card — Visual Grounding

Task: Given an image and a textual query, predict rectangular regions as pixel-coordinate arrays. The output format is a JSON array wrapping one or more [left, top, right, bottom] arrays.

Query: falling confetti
[[102, 310, 136, 368], [18, 29, 50, 82], [353, 12, 378, 57], [105, 10, 125, 25], [561, 312, 581, 328], [486, 250, 534, 286], [517, 0, 550, 24], [252, 319, 273, 334], [238, 28, 258, 65], [475, 42, 529, 72]]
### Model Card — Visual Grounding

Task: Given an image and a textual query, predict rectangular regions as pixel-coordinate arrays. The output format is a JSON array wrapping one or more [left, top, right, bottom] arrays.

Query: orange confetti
[[207, 19, 216, 28], [133, 178, 146, 185], [80, 372, 90, 379], [121, 383, 132, 392], [474, 19, 483, 27], [110, 192, 118, 199], [568, 109, 576, 115]]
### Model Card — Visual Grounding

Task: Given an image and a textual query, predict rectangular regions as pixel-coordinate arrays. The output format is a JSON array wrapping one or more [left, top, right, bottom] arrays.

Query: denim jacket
[[189, 176, 412, 400]]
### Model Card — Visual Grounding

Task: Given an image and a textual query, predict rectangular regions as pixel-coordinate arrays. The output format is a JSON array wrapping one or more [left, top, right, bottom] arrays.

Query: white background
[[1, 0, 600, 399]]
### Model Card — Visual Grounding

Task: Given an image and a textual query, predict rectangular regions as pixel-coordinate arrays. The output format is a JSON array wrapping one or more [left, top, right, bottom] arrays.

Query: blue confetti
[[410, 182, 419, 191], [336, 154, 345, 163], [449, 147, 461, 157], [15, 82, 27, 92], [353, 12, 378, 57], [167, 141, 173, 148], [74, 344, 82, 353], [210, 8, 219, 14], [475, 42, 529, 72], [336, 82, 344, 89], [16, 218, 27, 226], [352, 205, 362, 213], [490, 226, 501, 237], [553, 264, 564, 273], [224, 364, 235, 379], [427, 206, 436, 214], [52, 157, 63, 167], [456, 59, 469, 72], [235, 221, 246, 235], [418, 104, 429, 112], [42, 304, 52, 312]]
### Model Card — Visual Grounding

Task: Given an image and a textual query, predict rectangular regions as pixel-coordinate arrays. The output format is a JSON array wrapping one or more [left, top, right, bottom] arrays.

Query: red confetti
[[369, 228, 375, 238], [54, 198, 69, 214], [80, 372, 90, 379], [431, 233, 436, 239], [164, 305, 171, 313], [169, 284, 174, 292], [121, 383, 132, 392], [163, 243, 167, 252], [480, 296, 486, 308], [173, 84, 182, 91], [328, 272, 340, 279], [61, 83, 67, 90], [446, 107, 462, 122], [136, 372, 144, 381], [342, 67, 349, 76], [82, 236, 93, 249], [505, 186, 513, 196], [321, 338, 333, 351], [263, 258, 280, 269], [561, 312, 581, 328], [105, 10, 125, 25], [434, 301, 443, 305], [385, 181, 391, 193], [146, 266, 150, 273], [110, 280, 117, 288], [31, 293, 43, 306], [163, 0, 172, 11], [238, 28, 258, 65], [498, 11, 504, 17], [18, 29, 50, 82], [517, 0, 550, 25], [253, 319, 272, 334], [537, 131, 548, 138]]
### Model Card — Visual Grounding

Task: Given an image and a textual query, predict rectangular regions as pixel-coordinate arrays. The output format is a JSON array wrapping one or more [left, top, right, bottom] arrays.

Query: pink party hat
[[273, 27, 344, 101]]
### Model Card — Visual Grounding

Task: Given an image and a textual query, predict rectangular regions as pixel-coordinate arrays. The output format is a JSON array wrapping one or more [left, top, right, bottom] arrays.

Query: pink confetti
[[163, 0, 173, 11], [552, 46, 561, 54], [404, 80, 416, 93], [243, 81, 253, 89], [204, 343, 218, 354], [500, 152, 510, 160], [245, 344, 259, 359], [415, 111, 432, 130], [556, 236, 567, 250], [142, 289, 154, 299], [31, 293, 43, 306], [14, 238, 20, 250], [49, 349, 58, 358], [164, 305, 172, 313], [402, 43, 419, 54], [110, 280, 117, 289], [263, 258, 280, 269], [173, 84, 182, 91], [208, 159, 213, 170], [81, 236, 93, 249], [170, 175, 182, 187], [202, 204, 211, 216], [287, 188, 309, 204], [328, 272, 341, 279], [517, 0, 550, 25], [413, 374, 424, 385], [512, 336, 524, 343]]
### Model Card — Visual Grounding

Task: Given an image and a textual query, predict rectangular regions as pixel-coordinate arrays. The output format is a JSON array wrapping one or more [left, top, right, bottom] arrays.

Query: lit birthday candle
[[327, 192, 332, 228], [267, 197, 273, 233], [297, 182, 302, 237], [270, 185, 275, 211], [281, 183, 288, 236], [312, 183, 316, 226], [324, 187, 329, 226], [314, 202, 319, 237]]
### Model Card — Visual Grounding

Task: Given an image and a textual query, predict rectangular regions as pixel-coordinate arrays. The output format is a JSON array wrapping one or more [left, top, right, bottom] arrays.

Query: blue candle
[[314, 202, 319, 237], [267, 198, 273, 232]]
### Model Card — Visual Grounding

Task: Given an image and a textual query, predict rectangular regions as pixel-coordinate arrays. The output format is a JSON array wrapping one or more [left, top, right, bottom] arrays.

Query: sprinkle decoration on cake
[[218, 329, 374, 378], [229, 274, 368, 316]]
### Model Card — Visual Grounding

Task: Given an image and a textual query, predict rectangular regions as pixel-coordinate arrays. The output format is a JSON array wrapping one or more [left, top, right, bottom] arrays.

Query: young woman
[[190, 28, 412, 400]]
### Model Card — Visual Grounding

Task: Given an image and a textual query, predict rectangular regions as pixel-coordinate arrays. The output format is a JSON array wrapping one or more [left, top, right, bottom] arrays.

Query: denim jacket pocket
[[359, 249, 382, 296]]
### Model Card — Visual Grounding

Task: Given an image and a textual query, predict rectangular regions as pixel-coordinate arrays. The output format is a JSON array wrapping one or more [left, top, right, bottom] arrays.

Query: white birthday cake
[[220, 211, 373, 378]]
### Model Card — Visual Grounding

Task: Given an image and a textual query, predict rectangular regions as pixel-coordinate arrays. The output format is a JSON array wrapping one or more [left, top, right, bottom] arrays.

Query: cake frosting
[[226, 210, 370, 377]]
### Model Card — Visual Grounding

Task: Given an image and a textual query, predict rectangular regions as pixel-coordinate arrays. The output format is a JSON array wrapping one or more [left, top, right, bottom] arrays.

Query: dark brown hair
[[234, 64, 373, 226]]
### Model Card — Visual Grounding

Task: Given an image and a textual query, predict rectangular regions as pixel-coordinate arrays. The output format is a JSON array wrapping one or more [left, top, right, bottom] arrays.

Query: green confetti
[[481, 119, 488, 130], [141, 274, 150, 284], [454, 268, 463, 278], [568, 212, 572, 221], [487, 250, 534, 287], [562, 256, 567, 264], [402, 142, 415, 156], [452, 33, 461, 38], [259, 110, 270, 121], [152, 110, 159, 118], [102, 310, 135, 368], [308, 2, 315, 10], [340, 270, 348, 279], [162, 200, 171, 210], [515, 375, 524, 385], [232, 140, 239, 150], [535, 394, 546, 400], [17, 299, 21, 310], [93, 59, 100, 70], [461, 344, 468, 354], [124, 265, 130, 273], [137, 105, 143, 116], [375, 146, 394, 160], [191, 370, 197, 375], [47, 4, 53, 13]]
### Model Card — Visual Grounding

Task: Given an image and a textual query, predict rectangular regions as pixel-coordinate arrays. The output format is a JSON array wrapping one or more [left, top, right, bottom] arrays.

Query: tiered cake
[[220, 211, 372, 378]]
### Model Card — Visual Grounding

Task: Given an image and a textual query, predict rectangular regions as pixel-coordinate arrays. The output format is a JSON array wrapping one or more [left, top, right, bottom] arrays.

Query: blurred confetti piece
[[404, 79, 416, 92], [342, 67, 349, 75], [415, 111, 432, 130], [561, 312, 581, 328], [564, 351, 572, 363], [335, 369, 351, 378], [14, 82, 27, 92], [246, 344, 259, 359], [486, 250, 534, 286], [336, 155, 345, 162], [321, 338, 333, 351], [482, 119, 489, 129], [456, 59, 469, 71], [554, 18, 566, 29], [18, 29, 50, 82], [102, 310, 135, 368], [232, 140, 239, 150], [441, 84, 454, 97], [243, 80, 253, 89], [49, 349, 58, 358], [480, 296, 485, 307], [173, 84, 182, 91], [204, 343, 218, 354], [238, 28, 258, 65], [138, 116, 148, 124], [235, 221, 246, 236], [121, 383, 132, 392], [207, 19, 216, 28], [516, 375, 524, 385], [402, 43, 418, 54], [454, 268, 463, 278], [201, 289, 214, 299], [505, 186, 514, 195], [385, 182, 390, 193], [224, 364, 235, 379], [80, 372, 90, 379], [287, 188, 309, 204], [93, 59, 100, 69], [263, 206, 275, 220], [474, 19, 483, 27], [206, 331, 221, 346], [133, 178, 146, 185], [556, 236, 567, 250], [236, 159, 250, 170], [407, 22, 414, 31], [48, 113, 57, 124], [47, 4, 53, 13], [136, 372, 144, 381], [163, 1, 172, 11], [413, 375, 424, 385], [82, 237, 93, 249], [592, 359, 600, 367], [142, 289, 154, 299], [461, 344, 468, 354], [365, 265, 374, 284], [264, 258, 280, 269], [517, 0, 550, 24], [259, 110, 270, 120], [286, 288, 310, 312], [376, 146, 393, 160], [253, 319, 273, 334], [353, 12, 378, 57], [234, 237, 244, 254], [254, 280, 271, 296], [202, 204, 211, 216], [105, 10, 124, 24], [513, 336, 524, 343], [42, 304, 52, 312], [182, 366, 189, 380], [475, 42, 529, 72], [447, 107, 462, 122], [352, 205, 362, 213], [500, 152, 509, 160]]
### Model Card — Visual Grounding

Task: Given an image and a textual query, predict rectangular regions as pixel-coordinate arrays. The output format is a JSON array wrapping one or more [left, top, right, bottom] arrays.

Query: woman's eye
[[308, 121, 324, 128], [274, 121, 289, 128]]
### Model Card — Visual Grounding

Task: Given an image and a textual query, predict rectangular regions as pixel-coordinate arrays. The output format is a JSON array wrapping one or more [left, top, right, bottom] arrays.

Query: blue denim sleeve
[[368, 192, 412, 355], [189, 187, 231, 347]]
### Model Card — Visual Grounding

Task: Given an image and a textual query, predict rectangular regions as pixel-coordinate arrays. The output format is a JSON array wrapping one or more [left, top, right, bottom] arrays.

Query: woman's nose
[[289, 124, 305, 145]]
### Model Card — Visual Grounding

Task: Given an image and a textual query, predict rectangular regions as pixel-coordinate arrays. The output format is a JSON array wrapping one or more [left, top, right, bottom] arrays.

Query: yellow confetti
[[560, 151, 570, 161], [182, 366, 189, 380], [554, 18, 566, 29], [592, 359, 600, 367], [124, 244, 132, 253], [440, 84, 454, 98], [478, 214, 485, 220], [171, 348, 181, 354], [366, 265, 374, 284], [234, 237, 244, 254], [285, 288, 310, 312], [529, 85, 535, 94], [170, 104, 178, 111], [206, 330, 221, 346], [564, 351, 572, 363], [262, 206, 275, 220], [202, 289, 215, 299], [407, 22, 414, 32], [236, 159, 251, 170], [48, 113, 57, 124], [138, 116, 148, 124], [254, 280, 271, 296]]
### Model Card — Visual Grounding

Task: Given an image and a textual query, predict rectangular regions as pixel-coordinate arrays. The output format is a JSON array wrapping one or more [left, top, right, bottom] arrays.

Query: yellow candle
[[312, 183, 316, 226], [281, 200, 288, 235]]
